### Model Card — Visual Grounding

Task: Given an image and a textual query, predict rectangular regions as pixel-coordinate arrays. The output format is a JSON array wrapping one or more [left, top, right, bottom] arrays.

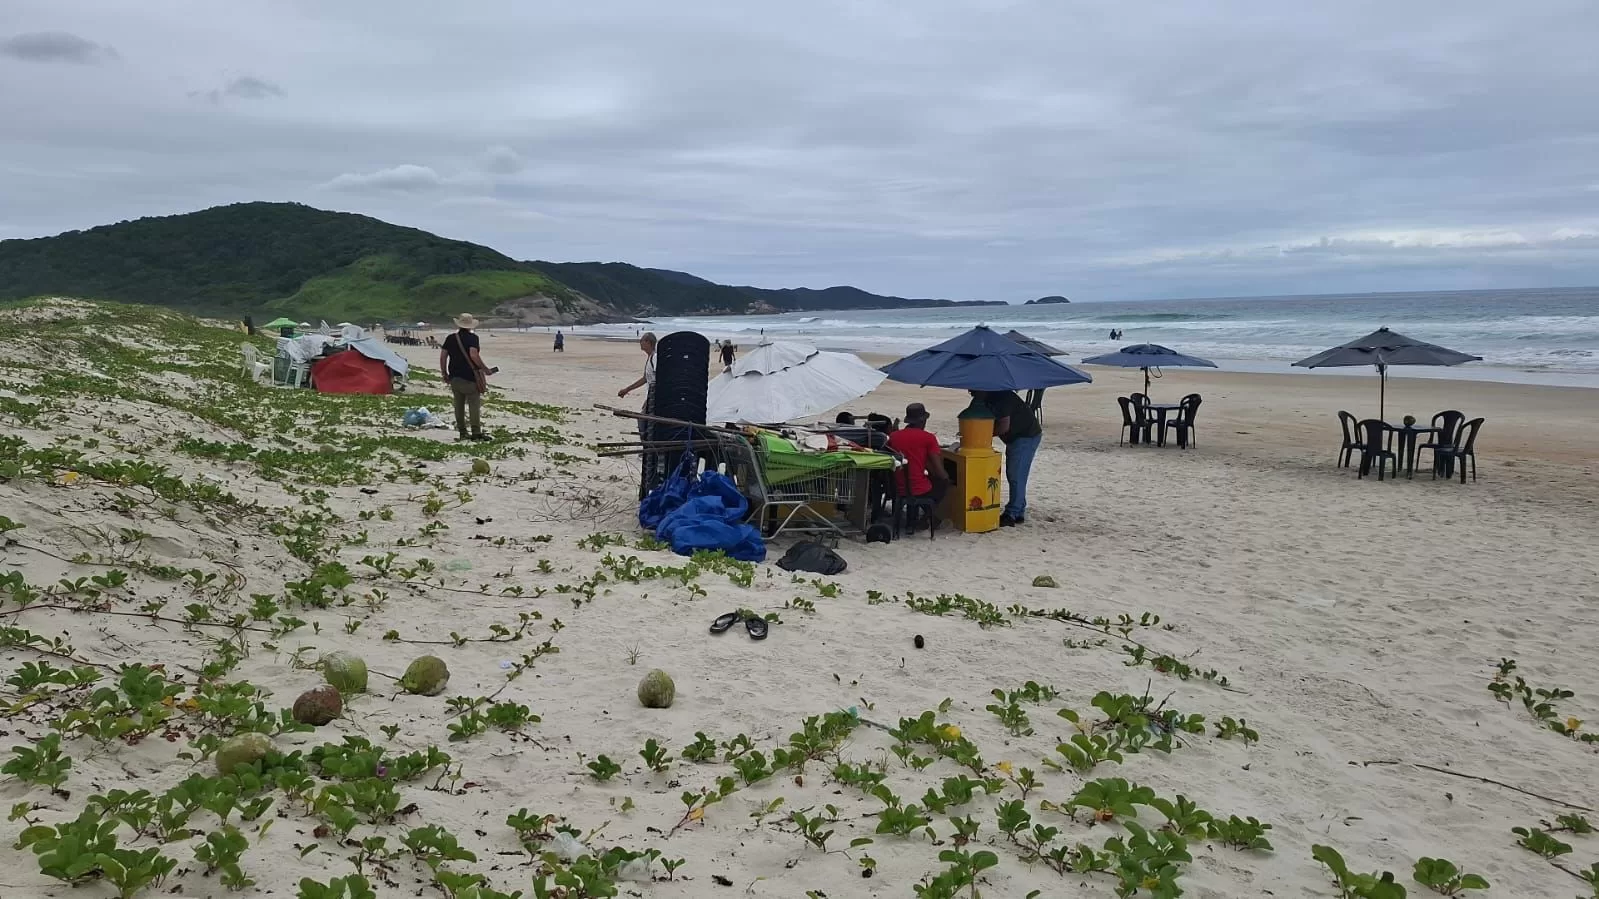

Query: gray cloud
[[196, 75, 285, 104], [480, 145, 525, 175], [321, 164, 442, 192], [2, 0, 1599, 301], [1, 31, 116, 64]]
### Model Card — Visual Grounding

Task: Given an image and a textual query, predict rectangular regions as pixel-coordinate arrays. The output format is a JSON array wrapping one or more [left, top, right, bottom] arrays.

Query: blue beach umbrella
[[880, 325, 1093, 390], [1081, 343, 1218, 396]]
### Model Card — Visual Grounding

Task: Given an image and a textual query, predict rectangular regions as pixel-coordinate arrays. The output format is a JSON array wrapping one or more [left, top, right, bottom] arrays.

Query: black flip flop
[[709, 612, 741, 635], [744, 616, 769, 641]]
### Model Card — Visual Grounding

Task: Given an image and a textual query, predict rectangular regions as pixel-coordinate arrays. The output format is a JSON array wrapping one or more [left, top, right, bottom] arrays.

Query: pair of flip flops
[[710, 611, 768, 640]]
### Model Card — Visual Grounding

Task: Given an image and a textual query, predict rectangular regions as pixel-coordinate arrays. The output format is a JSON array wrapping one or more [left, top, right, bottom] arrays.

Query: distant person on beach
[[441, 314, 491, 442], [887, 403, 949, 527], [553, 331, 565, 352], [720, 341, 736, 369], [618, 332, 658, 436], [974, 389, 1042, 526]]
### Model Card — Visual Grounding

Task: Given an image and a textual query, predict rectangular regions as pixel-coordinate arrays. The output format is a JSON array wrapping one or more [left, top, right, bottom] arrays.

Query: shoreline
[[464, 329, 1599, 470], [512, 329, 1599, 390]]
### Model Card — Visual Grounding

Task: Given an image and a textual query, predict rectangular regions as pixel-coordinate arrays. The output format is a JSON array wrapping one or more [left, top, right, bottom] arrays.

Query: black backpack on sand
[[775, 541, 847, 575]]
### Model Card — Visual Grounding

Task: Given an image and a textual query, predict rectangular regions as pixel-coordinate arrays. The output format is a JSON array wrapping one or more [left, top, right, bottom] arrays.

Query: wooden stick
[[1361, 760, 1595, 811], [598, 442, 724, 457], [594, 404, 744, 435], [1410, 762, 1595, 811]]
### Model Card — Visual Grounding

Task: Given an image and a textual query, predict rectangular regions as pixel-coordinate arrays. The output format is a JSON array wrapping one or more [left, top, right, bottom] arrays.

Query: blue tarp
[[640, 456, 765, 562], [880, 325, 1092, 390]]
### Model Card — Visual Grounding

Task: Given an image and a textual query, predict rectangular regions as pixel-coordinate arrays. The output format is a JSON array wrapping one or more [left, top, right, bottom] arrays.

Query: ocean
[[575, 286, 1599, 388]]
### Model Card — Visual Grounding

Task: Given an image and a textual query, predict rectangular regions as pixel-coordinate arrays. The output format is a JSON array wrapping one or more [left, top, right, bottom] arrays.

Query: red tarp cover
[[311, 351, 392, 394]]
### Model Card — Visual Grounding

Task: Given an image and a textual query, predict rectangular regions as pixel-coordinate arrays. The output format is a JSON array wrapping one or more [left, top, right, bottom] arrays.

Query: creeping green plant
[[1313, 844, 1408, 899], [1411, 857, 1487, 895]]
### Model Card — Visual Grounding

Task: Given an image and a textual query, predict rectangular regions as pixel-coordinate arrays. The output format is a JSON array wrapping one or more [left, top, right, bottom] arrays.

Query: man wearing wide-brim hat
[[440, 314, 492, 441]]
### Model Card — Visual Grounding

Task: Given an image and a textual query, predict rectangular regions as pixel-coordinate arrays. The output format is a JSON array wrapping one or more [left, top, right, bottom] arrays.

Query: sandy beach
[[3, 307, 1598, 899]]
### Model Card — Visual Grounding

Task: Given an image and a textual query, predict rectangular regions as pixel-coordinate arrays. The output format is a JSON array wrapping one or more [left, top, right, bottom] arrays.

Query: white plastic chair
[[273, 338, 309, 388], [240, 344, 271, 383]]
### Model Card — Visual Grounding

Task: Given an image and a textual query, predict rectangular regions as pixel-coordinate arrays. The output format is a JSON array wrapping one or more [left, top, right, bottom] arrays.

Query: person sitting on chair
[[886, 403, 948, 530]]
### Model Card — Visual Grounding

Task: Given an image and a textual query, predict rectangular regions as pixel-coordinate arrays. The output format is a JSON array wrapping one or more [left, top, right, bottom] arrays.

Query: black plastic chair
[[1336, 411, 1360, 468], [1168, 393, 1203, 448], [1417, 410, 1465, 477], [902, 494, 940, 540], [1431, 417, 1484, 483], [1355, 419, 1397, 480], [1115, 396, 1148, 446], [1128, 392, 1153, 445]]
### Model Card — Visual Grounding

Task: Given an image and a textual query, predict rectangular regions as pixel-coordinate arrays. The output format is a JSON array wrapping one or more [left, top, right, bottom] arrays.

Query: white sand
[[2, 310, 1597, 899]]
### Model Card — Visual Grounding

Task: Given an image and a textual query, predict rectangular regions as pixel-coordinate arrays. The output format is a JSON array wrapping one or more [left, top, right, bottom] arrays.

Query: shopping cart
[[719, 431, 893, 538]]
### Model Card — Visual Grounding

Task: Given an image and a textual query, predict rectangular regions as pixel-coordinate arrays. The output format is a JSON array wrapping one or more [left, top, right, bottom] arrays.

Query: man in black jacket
[[975, 390, 1042, 526]]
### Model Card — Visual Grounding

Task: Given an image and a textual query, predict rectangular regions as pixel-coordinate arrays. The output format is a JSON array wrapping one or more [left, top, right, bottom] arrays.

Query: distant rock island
[[1025, 295, 1070, 305]]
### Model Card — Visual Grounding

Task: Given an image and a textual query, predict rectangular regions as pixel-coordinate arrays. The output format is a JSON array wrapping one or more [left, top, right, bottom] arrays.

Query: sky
[[3, 1, 1599, 303]]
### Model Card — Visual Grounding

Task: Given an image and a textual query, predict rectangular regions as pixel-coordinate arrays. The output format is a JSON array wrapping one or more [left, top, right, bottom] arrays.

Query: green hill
[[0, 202, 1003, 322], [539, 261, 1004, 313], [0, 202, 586, 323]]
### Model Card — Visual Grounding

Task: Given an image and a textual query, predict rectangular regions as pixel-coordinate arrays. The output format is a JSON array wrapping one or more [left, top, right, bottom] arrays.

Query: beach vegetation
[[1576, 863, 1599, 897], [1511, 825, 1572, 857], [1214, 716, 1260, 743], [1063, 777, 1156, 822], [584, 754, 622, 782], [1411, 857, 1488, 894], [1312, 844, 1408, 898]]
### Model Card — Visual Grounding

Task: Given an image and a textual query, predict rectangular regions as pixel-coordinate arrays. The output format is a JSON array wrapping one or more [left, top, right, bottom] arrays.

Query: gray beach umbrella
[[1082, 343, 1218, 396], [1292, 327, 1481, 419]]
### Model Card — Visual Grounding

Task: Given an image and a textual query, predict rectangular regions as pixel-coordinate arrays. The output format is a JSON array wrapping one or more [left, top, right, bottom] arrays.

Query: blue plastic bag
[[639, 452, 696, 530], [665, 519, 766, 562], [644, 458, 764, 562]]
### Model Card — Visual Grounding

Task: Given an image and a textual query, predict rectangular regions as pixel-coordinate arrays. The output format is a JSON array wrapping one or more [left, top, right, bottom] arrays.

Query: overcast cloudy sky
[[4, 1, 1599, 302]]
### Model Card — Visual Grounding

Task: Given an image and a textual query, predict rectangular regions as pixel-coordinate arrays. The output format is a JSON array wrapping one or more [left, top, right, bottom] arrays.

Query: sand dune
[[2, 305, 1596, 899]]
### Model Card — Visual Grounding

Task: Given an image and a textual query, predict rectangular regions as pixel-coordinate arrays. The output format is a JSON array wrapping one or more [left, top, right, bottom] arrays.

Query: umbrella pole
[[1143, 367, 1150, 396], [1378, 364, 1386, 420]]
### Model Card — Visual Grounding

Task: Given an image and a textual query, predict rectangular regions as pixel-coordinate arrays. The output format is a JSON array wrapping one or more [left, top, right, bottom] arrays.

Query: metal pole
[[1379, 364, 1386, 421]]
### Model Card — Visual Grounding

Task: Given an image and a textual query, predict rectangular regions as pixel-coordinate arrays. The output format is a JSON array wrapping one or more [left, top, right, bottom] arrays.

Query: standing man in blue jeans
[[975, 390, 1042, 526]]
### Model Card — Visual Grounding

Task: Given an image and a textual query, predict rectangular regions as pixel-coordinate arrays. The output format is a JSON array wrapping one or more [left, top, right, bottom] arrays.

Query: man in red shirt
[[886, 403, 949, 528]]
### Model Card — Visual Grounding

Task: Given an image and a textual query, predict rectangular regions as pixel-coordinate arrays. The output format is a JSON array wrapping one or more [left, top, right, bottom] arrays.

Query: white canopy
[[706, 340, 886, 424], [277, 332, 409, 376]]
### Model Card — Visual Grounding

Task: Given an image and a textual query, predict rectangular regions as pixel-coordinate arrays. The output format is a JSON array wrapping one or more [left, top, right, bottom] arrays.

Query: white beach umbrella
[[706, 340, 887, 423]]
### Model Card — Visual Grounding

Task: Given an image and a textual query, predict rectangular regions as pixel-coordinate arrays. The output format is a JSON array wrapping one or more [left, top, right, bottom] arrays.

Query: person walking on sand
[[720, 340, 736, 370], [618, 332, 657, 437], [973, 389, 1042, 526], [441, 314, 491, 442], [553, 331, 565, 352]]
